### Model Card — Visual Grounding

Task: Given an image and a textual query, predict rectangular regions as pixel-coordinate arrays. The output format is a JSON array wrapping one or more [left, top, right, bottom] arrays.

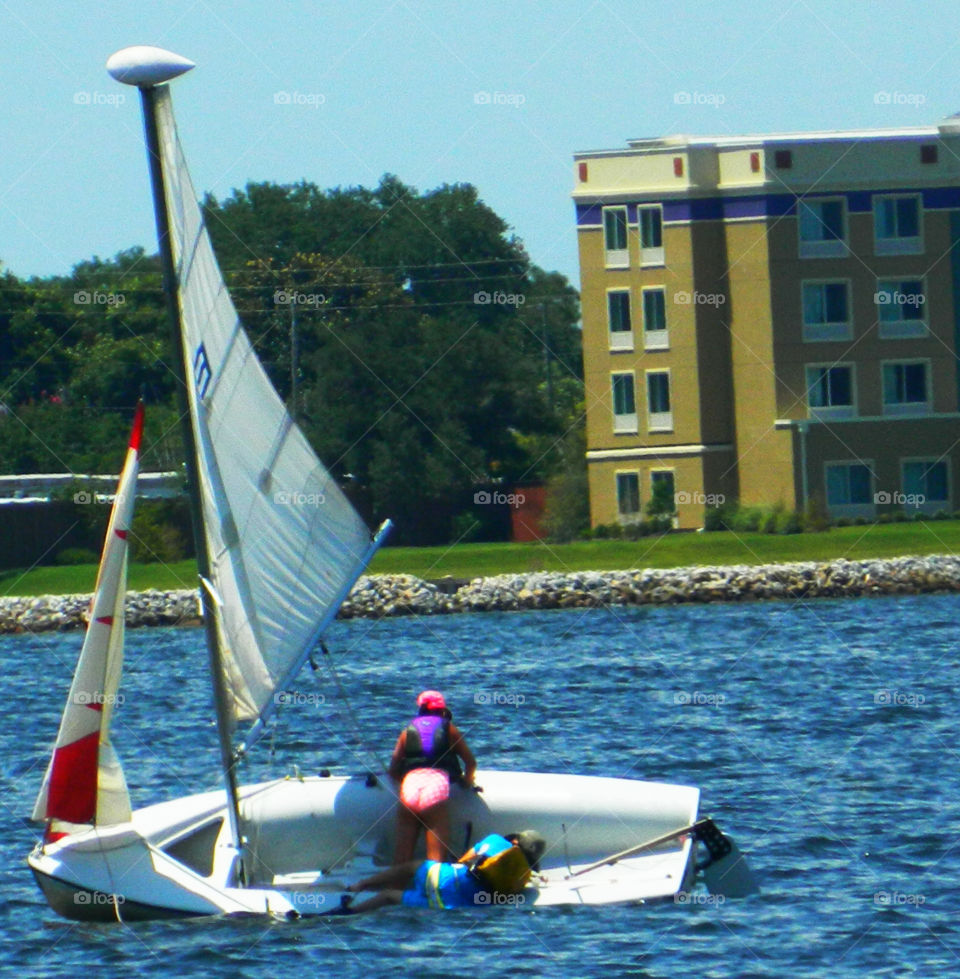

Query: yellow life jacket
[[470, 843, 532, 894]]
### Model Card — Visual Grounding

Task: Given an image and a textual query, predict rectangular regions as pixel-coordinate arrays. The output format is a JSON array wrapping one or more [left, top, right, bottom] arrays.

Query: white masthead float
[[27, 47, 756, 920]]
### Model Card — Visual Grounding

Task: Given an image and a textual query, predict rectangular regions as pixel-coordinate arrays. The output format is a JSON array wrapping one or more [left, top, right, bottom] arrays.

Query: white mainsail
[[32, 404, 141, 834], [152, 88, 374, 728]]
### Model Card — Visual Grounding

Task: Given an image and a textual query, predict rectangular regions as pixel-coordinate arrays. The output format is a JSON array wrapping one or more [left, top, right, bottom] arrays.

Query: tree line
[[0, 176, 587, 546]]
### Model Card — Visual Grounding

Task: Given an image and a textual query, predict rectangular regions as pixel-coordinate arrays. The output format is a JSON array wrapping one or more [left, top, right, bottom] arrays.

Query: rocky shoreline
[[2, 554, 959, 635]]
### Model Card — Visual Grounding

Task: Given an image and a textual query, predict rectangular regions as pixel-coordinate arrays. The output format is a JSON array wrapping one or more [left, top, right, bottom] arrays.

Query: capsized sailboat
[[27, 46, 757, 920]]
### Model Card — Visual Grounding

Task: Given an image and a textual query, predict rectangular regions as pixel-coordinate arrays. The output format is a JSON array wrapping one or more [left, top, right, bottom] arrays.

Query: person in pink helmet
[[388, 689, 477, 863]]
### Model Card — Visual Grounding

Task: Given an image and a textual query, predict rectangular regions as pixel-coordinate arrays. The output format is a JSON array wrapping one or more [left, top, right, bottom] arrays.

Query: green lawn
[[3, 521, 960, 597]]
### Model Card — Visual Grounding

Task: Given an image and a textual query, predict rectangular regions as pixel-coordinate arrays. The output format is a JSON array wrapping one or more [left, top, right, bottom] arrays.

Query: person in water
[[325, 830, 546, 914], [388, 689, 476, 863]]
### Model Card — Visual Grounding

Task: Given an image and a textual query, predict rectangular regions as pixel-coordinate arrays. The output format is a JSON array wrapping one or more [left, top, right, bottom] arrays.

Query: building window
[[875, 279, 926, 338], [902, 459, 949, 513], [607, 290, 633, 350], [874, 195, 922, 255], [603, 206, 629, 268], [616, 471, 641, 517], [646, 370, 672, 431], [920, 144, 938, 164], [882, 361, 929, 415], [611, 372, 637, 433], [798, 199, 847, 258], [806, 365, 854, 419], [802, 281, 851, 341], [642, 287, 668, 350], [638, 205, 664, 266], [825, 462, 874, 517], [775, 149, 792, 169]]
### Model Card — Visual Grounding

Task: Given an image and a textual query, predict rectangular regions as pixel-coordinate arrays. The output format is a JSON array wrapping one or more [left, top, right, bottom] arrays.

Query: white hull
[[28, 769, 704, 919]]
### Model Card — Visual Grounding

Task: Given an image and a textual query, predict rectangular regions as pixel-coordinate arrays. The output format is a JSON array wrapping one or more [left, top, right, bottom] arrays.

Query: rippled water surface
[[5, 595, 960, 976]]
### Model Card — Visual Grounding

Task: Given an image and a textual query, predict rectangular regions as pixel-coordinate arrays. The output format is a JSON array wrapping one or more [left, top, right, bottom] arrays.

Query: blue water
[[5, 595, 960, 977]]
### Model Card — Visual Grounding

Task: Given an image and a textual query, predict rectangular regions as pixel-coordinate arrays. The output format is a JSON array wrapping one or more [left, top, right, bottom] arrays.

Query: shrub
[[55, 547, 100, 566], [834, 517, 852, 528], [622, 520, 649, 540], [130, 502, 188, 563], [775, 509, 804, 534], [731, 505, 763, 533], [803, 493, 830, 533]]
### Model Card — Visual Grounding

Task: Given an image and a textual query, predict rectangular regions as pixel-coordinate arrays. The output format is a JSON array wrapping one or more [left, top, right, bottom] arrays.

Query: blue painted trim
[[576, 187, 960, 227]]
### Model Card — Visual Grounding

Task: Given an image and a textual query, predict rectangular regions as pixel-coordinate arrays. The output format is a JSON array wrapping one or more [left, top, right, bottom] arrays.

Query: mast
[[108, 48, 246, 883]]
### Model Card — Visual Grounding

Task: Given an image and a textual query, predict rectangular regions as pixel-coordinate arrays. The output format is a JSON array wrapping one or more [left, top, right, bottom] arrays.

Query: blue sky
[[2, 0, 960, 291]]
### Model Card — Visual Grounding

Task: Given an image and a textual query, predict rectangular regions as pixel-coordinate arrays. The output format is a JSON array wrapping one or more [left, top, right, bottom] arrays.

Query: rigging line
[[317, 640, 386, 774]]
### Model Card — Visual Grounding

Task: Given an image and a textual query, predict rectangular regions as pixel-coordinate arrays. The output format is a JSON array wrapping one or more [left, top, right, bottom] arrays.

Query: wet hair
[[506, 830, 546, 871]]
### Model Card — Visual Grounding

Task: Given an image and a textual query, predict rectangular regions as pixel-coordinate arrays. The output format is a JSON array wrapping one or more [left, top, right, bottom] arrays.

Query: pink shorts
[[401, 768, 450, 812]]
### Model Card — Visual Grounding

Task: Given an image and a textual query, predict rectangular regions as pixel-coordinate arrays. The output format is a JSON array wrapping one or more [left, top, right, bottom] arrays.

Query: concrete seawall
[[2, 555, 959, 634]]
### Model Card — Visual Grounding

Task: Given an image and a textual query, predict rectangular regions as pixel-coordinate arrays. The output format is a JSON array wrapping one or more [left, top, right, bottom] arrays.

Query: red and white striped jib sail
[[32, 403, 143, 838]]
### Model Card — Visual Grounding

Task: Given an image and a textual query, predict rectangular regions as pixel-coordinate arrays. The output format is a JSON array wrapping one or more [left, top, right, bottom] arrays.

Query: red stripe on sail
[[95, 616, 114, 626], [128, 401, 145, 453], [46, 732, 99, 824], [115, 529, 128, 540]]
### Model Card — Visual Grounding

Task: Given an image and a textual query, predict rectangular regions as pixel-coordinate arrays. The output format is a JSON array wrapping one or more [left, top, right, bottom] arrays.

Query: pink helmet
[[417, 689, 446, 711]]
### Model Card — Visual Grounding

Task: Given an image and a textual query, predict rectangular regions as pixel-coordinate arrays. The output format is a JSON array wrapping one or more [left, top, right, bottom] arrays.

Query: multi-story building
[[574, 118, 960, 529]]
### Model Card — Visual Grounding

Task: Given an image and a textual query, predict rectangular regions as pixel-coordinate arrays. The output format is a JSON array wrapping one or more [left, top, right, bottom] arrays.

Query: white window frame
[[881, 359, 930, 416], [638, 205, 664, 267], [645, 369, 673, 432], [824, 460, 875, 519], [873, 194, 923, 256], [805, 363, 856, 420], [900, 457, 950, 515], [607, 288, 633, 351], [611, 371, 638, 433], [615, 469, 641, 518], [802, 279, 852, 342], [875, 277, 927, 339], [642, 286, 669, 350], [603, 205, 629, 269], [798, 197, 848, 258]]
